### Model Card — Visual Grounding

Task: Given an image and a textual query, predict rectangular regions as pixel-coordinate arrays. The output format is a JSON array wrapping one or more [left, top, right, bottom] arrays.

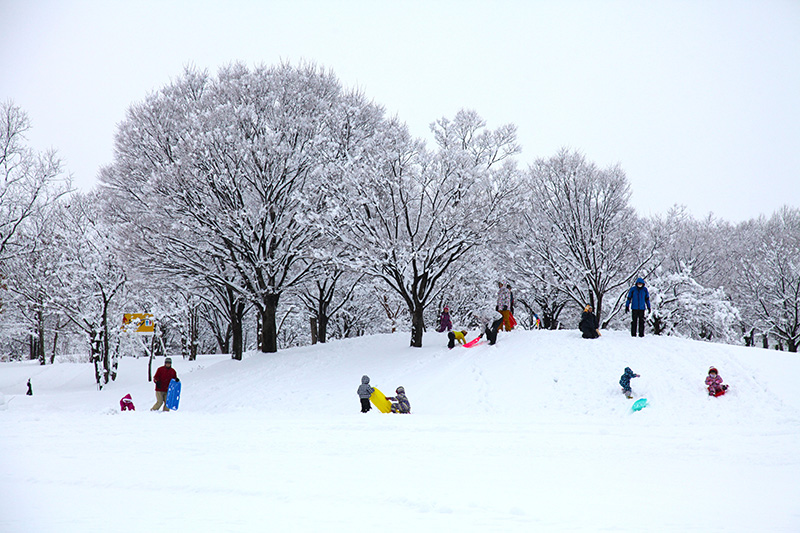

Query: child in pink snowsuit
[[120, 394, 135, 411], [436, 306, 452, 332], [705, 366, 728, 396]]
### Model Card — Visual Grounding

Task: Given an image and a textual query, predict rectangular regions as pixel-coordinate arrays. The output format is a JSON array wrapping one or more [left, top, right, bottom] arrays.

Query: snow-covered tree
[[3, 198, 74, 364], [297, 266, 365, 344], [102, 63, 380, 354], [430, 252, 499, 331], [516, 149, 661, 324], [0, 101, 69, 263], [51, 192, 127, 387], [0, 102, 69, 347], [737, 207, 800, 352], [336, 110, 519, 347], [647, 264, 741, 343]]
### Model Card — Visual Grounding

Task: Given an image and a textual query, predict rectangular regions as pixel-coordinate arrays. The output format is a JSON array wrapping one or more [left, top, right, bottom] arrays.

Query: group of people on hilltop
[[441, 281, 518, 349], [579, 277, 651, 339], [439, 277, 652, 346]]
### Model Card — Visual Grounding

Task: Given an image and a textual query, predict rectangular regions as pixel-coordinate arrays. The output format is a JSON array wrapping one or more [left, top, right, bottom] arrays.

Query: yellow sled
[[370, 387, 392, 413]]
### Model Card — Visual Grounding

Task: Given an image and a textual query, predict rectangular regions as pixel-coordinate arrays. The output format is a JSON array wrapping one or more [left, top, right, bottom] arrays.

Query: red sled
[[463, 336, 484, 348], [709, 388, 727, 397]]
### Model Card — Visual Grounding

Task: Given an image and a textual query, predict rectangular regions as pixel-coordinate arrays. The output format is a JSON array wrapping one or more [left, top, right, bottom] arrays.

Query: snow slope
[[1, 329, 799, 532]]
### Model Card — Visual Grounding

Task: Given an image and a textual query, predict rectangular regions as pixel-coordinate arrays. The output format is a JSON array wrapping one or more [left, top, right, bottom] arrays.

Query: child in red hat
[[705, 366, 728, 397]]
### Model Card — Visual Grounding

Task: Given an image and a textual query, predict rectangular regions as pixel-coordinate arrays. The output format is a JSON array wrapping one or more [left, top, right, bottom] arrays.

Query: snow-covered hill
[[2, 329, 799, 532]]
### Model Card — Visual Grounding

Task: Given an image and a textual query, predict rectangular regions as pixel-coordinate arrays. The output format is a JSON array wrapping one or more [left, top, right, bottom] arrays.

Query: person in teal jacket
[[625, 277, 651, 337]]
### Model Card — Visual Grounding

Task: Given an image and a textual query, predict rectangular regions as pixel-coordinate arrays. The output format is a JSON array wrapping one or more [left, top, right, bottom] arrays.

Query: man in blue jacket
[[625, 277, 651, 337]]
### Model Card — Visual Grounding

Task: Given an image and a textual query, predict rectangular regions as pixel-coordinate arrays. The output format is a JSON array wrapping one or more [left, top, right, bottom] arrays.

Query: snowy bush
[[648, 265, 741, 344]]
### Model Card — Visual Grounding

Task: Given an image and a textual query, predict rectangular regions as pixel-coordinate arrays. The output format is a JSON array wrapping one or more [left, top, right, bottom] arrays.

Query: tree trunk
[[147, 337, 154, 382], [36, 306, 46, 365], [318, 314, 329, 344], [50, 330, 58, 364], [90, 327, 104, 389], [310, 317, 318, 345], [260, 294, 279, 353], [230, 300, 244, 360], [189, 305, 198, 361], [110, 336, 120, 382], [101, 305, 111, 383], [744, 327, 755, 347], [585, 292, 604, 327], [410, 304, 424, 348]]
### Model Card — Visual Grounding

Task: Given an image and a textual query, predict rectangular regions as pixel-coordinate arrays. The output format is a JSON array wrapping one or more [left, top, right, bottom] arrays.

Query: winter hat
[[443, 306, 449, 312], [395, 386, 405, 394], [708, 366, 718, 375], [584, 304, 593, 312], [165, 357, 172, 364]]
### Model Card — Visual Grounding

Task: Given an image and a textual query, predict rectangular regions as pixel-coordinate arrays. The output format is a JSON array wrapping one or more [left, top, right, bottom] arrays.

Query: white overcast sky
[[1, 0, 798, 222]]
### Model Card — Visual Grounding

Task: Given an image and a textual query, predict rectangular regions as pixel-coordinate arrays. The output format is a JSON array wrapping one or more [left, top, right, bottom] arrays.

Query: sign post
[[122, 313, 159, 381]]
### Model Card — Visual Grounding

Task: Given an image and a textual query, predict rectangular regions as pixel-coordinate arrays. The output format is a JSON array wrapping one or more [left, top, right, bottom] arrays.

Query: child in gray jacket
[[357, 375, 374, 413]]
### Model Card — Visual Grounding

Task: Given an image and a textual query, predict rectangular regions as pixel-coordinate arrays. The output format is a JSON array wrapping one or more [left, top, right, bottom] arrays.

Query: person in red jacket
[[151, 357, 178, 411]]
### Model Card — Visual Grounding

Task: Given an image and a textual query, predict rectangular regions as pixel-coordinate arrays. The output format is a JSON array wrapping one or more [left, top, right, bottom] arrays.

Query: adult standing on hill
[[496, 281, 513, 331], [625, 277, 651, 337], [151, 357, 178, 411]]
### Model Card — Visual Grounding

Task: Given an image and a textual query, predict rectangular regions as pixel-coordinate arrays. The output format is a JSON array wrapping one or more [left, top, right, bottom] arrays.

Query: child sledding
[[357, 376, 411, 413], [706, 366, 728, 397], [385, 386, 411, 414]]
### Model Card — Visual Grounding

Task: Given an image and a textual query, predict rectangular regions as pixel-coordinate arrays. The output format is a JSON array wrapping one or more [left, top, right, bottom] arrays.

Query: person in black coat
[[578, 305, 600, 339]]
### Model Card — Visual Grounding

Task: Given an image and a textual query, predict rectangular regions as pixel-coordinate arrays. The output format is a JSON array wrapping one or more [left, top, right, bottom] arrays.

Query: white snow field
[[1, 329, 799, 532]]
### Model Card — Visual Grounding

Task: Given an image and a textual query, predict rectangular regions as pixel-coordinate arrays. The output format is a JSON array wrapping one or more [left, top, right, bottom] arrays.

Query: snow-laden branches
[[736, 207, 800, 351], [0, 101, 70, 263], [513, 149, 662, 324], [102, 63, 383, 354], [332, 110, 520, 347]]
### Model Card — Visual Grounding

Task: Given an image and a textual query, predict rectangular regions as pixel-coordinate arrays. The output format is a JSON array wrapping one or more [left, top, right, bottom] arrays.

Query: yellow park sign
[[122, 313, 155, 334]]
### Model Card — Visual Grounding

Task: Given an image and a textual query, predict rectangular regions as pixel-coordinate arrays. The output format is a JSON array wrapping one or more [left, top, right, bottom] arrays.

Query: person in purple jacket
[[436, 306, 452, 333]]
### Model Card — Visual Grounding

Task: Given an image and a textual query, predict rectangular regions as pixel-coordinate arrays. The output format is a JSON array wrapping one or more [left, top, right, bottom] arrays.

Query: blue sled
[[631, 398, 648, 412], [166, 379, 181, 411]]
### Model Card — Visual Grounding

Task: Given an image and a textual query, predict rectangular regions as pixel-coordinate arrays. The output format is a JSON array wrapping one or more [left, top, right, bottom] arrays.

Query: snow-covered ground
[[1, 329, 799, 532]]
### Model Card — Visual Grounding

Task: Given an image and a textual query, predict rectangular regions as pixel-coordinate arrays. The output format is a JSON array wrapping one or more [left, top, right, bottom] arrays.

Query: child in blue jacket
[[619, 367, 640, 399]]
